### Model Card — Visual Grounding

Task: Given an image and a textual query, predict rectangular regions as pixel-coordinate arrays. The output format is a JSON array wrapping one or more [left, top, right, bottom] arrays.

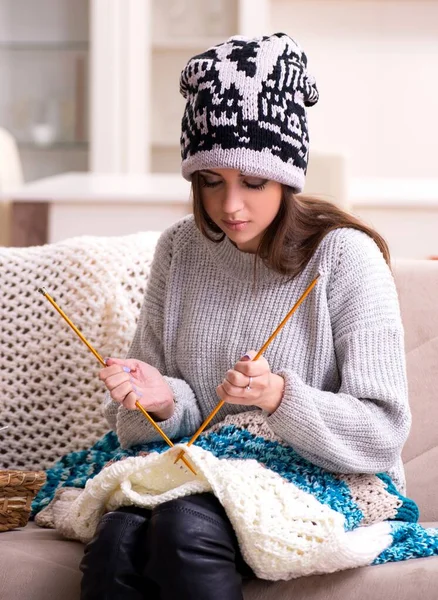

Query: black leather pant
[[80, 493, 253, 600]]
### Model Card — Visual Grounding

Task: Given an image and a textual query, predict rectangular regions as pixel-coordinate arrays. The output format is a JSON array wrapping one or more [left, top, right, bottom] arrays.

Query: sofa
[[0, 232, 437, 600]]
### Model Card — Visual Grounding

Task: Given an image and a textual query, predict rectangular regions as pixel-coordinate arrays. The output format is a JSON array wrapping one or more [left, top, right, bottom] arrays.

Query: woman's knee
[[144, 494, 249, 598], [80, 506, 151, 575], [146, 494, 236, 560]]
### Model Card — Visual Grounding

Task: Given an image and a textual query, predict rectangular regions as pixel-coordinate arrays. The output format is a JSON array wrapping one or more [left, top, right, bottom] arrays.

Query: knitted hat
[[179, 32, 319, 193]]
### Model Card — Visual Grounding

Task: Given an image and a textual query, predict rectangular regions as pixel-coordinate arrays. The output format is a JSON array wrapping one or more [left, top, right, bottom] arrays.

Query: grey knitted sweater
[[104, 215, 411, 493]]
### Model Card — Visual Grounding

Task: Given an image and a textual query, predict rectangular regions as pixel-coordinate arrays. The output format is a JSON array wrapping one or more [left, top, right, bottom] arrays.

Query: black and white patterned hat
[[180, 33, 319, 193]]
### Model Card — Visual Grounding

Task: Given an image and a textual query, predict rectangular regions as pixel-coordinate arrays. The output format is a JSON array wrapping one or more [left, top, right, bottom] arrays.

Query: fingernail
[[104, 357, 109, 365], [123, 366, 131, 373], [133, 385, 143, 397], [240, 354, 251, 361]]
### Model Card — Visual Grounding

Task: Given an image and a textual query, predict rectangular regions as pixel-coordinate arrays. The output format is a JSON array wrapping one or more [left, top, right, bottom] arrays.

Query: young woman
[[80, 33, 411, 600]]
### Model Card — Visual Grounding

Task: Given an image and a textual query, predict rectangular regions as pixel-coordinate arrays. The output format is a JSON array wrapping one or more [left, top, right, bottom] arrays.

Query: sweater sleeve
[[103, 229, 202, 448], [266, 229, 412, 474]]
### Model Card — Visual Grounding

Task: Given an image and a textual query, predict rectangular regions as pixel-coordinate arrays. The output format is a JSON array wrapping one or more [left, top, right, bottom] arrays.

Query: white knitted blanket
[[42, 413, 433, 581], [50, 446, 392, 580], [0, 232, 159, 470]]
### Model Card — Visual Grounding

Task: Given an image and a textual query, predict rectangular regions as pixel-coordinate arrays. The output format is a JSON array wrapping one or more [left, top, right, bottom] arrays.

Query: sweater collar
[[201, 233, 287, 284]]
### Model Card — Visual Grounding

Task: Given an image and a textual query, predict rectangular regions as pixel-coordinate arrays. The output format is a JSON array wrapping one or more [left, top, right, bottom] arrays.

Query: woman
[[80, 33, 411, 600]]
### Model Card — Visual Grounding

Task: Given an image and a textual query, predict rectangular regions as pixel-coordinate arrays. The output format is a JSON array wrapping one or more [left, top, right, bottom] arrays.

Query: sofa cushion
[[0, 523, 83, 600], [244, 550, 438, 600], [0, 522, 437, 600], [393, 260, 438, 521]]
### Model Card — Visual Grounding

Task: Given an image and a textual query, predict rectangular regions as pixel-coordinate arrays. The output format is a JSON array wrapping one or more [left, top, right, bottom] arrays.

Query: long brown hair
[[191, 171, 391, 279]]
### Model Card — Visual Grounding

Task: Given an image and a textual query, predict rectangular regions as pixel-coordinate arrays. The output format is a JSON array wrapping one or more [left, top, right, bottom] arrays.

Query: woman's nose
[[221, 185, 244, 214]]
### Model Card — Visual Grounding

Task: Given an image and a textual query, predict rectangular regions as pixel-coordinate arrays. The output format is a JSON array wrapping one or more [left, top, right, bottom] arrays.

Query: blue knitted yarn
[[377, 473, 419, 523], [374, 523, 438, 564]]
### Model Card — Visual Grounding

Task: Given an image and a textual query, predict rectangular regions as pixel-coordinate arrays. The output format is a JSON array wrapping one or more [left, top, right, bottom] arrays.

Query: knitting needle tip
[[174, 449, 185, 464], [38, 287, 47, 296]]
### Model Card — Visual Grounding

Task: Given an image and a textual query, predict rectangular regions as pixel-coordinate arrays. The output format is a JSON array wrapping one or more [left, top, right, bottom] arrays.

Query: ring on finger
[[246, 376, 253, 391]]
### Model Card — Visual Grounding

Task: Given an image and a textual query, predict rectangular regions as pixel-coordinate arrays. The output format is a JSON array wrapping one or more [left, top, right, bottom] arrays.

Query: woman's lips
[[222, 220, 249, 232]]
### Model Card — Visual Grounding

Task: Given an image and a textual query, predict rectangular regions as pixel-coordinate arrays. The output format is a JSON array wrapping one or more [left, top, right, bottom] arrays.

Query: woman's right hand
[[99, 357, 175, 421]]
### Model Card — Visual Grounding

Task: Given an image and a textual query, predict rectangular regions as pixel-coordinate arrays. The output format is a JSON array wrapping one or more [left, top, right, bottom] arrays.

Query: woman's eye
[[201, 178, 221, 188], [244, 180, 267, 190]]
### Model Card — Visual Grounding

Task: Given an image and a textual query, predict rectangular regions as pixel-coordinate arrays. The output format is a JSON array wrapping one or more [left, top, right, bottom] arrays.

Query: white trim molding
[[90, 0, 149, 173], [238, 0, 271, 37]]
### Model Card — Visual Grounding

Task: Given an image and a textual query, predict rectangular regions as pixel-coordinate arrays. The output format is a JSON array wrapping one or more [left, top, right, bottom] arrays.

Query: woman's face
[[199, 168, 282, 253]]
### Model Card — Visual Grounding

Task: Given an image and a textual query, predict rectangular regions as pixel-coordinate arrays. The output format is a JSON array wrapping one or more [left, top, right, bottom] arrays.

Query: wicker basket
[[0, 470, 46, 532]]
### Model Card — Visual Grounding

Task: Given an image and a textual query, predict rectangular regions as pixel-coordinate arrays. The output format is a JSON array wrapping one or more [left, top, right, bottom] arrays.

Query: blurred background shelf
[[152, 38, 226, 51], [0, 42, 89, 51], [0, 0, 89, 181], [17, 141, 89, 151], [0, 0, 267, 180]]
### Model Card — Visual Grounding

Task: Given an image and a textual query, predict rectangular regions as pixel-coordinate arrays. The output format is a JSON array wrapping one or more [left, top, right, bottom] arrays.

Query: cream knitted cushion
[[0, 232, 160, 470]]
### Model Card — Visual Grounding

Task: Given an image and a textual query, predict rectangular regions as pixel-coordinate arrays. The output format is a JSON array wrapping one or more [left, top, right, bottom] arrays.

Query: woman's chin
[[229, 233, 261, 254]]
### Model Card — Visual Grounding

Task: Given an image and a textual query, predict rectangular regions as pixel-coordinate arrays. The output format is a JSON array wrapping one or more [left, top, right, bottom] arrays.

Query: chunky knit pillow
[[0, 232, 160, 470]]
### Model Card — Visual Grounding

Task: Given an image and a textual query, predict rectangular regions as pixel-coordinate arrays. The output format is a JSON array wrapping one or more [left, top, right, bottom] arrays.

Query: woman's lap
[[80, 493, 253, 600]]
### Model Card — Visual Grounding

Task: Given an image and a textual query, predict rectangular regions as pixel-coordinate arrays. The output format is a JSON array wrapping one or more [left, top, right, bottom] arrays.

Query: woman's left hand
[[217, 350, 285, 414]]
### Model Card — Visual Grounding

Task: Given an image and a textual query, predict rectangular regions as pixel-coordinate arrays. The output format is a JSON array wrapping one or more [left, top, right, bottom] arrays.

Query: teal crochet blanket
[[32, 412, 438, 579]]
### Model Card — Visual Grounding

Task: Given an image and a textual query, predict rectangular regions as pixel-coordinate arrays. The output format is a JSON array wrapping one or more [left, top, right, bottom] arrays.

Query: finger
[[225, 369, 255, 389], [234, 355, 269, 377], [216, 383, 225, 400], [99, 364, 132, 381], [222, 377, 249, 398], [240, 350, 257, 361], [124, 391, 162, 412], [123, 390, 138, 410], [104, 357, 141, 372], [110, 380, 134, 403], [219, 380, 255, 398], [103, 371, 131, 390], [217, 384, 253, 406]]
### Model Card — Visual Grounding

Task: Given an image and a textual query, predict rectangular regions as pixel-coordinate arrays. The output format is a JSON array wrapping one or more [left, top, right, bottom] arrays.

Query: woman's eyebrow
[[200, 170, 265, 179], [199, 169, 222, 176]]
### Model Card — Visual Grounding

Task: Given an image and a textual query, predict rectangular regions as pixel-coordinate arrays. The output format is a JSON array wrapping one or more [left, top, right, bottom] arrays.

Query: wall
[[270, 0, 438, 179], [270, 0, 438, 258]]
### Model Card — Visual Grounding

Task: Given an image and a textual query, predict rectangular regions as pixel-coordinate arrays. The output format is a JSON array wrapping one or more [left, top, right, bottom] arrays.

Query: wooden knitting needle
[[38, 287, 197, 476], [174, 273, 321, 465]]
